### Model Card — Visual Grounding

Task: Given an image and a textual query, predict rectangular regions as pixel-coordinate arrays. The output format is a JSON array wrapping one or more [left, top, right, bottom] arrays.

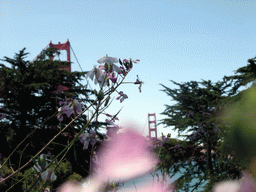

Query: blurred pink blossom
[[212, 171, 256, 192], [106, 126, 120, 138], [94, 128, 159, 182], [57, 128, 175, 192]]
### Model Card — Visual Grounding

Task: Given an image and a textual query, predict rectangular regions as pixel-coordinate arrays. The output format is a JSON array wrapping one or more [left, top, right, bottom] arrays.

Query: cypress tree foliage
[[213, 56, 256, 117], [0, 48, 106, 191], [158, 78, 247, 191], [223, 56, 256, 96]]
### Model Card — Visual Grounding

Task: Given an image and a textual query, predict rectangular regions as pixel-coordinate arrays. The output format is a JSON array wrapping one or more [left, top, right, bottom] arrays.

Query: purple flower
[[212, 171, 256, 192], [119, 58, 140, 75], [79, 130, 98, 150], [106, 72, 117, 83], [57, 99, 83, 121], [133, 59, 140, 63], [123, 59, 140, 64], [116, 91, 128, 103]]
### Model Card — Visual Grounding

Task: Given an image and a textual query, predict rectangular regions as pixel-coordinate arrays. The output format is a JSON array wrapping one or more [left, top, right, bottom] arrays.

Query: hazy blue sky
[[1, 0, 256, 140]]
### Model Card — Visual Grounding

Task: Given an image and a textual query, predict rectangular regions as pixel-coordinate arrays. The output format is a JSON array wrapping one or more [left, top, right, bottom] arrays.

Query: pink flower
[[93, 128, 159, 183], [212, 180, 241, 192], [212, 171, 256, 192], [116, 91, 128, 103], [57, 181, 84, 192], [93, 127, 158, 181], [106, 125, 120, 137], [120, 58, 139, 75], [133, 59, 140, 63], [98, 65, 105, 70], [124, 181, 170, 192], [123, 59, 140, 64], [58, 128, 175, 192], [107, 72, 117, 83]]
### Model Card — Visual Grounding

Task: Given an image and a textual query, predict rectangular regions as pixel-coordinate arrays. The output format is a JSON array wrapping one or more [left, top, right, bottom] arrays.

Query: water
[[114, 162, 209, 192]]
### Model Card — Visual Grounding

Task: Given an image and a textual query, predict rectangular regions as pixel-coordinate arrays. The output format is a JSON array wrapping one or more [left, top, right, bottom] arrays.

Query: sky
[[1, 0, 256, 140]]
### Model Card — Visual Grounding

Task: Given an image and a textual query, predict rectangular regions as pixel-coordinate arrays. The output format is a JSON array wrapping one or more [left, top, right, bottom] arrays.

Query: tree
[[0, 48, 107, 191], [223, 56, 256, 96], [158, 78, 247, 191]]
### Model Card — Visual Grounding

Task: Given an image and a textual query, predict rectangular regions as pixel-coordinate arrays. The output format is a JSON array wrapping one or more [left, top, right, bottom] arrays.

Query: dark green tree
[[223, 56, 256, 96], [0, 48, 107, 191], [158, 78, 247, 191]]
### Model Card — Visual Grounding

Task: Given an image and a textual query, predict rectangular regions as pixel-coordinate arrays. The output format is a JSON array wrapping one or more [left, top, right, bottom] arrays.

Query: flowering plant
[[0, 54, 144, 191]]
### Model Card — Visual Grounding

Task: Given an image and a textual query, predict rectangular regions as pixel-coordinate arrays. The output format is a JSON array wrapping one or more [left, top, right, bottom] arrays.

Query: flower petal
[[94, 128, 159, 182], [124, 181, 170, 192], [238, 171, 256, 192], [57, 181, 84, 192], [97, 56, 118, 65], [112, 64, 122, 74], [81, 177, 103, 192], [212, 180, 241, 192]]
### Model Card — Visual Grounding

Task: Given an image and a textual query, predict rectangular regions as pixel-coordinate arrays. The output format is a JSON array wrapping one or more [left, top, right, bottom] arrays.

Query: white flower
[[32, 154, 57, 181], [97, 55, 118, 65], [111, 63, 122, 74], [86, 66, 107, 86], [41, 168, 57, 181]]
